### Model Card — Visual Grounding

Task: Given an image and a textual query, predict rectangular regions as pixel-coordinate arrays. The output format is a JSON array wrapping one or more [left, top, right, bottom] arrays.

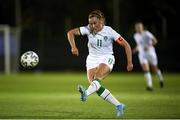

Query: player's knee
[[94, 73, 103, 80], [142, 67, 148, 72], [142, 66, 149, 72], [95, 77, 102, 81], [88, 76, 95, 84], [151, 65, 159, 73]]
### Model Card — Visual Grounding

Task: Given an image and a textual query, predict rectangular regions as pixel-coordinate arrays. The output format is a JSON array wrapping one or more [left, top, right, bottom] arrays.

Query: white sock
[[100, 89, 121, 106], [85, 80, 101, 96], [157, 70, 163, 82], [144, 72, 153, 88]]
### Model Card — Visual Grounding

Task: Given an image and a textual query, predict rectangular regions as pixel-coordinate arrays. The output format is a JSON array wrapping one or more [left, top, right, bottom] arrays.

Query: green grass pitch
[[0, 72, 180, 119]]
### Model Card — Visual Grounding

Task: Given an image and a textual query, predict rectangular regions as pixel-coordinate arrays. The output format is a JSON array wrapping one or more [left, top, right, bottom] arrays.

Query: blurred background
[[0, 0, 179, 74]]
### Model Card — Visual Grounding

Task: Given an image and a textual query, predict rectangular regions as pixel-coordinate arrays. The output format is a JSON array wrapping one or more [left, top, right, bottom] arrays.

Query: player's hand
[[127, 63, 133, 71], [71, 47, 79, 56]]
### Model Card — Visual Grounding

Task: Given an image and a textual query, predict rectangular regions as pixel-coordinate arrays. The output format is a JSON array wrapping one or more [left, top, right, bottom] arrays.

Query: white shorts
[[86, 54, 115, 71], [138, 51, 158, 66]]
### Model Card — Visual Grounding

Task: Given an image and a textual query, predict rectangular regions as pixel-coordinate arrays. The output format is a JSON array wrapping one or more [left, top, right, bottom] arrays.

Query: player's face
[[135, 23, 144, 33], [88, 17, 103, 33]]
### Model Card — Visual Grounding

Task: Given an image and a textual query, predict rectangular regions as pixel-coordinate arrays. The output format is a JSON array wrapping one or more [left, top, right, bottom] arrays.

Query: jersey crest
[[104, 36, 108, 41]]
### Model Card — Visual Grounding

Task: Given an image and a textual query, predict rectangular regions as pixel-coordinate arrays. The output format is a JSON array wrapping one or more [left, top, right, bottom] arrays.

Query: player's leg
[[78, 68, 97, 101], [78, 64, 107, 101], [141, 63, 153, 91], [94, 63, 125, 117], [85, 63, 110, 97], [80, 55, 114, 97], [78, 55, 98, 101], [86, 63, 125, 117], [79, 55, 125, 117], [84, 55, 115, 97], [87, 67, 97, 84], [149, 52, 164, 88], [151, 65, 164, 87], [139, 54, 153, 91]]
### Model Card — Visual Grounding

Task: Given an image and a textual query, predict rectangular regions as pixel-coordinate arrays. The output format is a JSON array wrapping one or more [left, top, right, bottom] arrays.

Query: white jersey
[[79, 25, 121, 56], [134, 30, 155, 54], [134, 30, 158, 65]]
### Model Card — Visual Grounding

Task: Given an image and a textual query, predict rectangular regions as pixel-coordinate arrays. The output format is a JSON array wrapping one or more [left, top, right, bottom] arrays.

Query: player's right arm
[[67, 28, 81, 56]]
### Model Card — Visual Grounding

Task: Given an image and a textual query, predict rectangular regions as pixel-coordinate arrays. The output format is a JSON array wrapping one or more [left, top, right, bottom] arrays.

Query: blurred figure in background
[[133, 22, 164, 91]]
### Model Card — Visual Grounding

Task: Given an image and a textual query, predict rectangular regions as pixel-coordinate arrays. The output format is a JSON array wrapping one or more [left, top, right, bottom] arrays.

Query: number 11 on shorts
[[108, 58, 113, 65]]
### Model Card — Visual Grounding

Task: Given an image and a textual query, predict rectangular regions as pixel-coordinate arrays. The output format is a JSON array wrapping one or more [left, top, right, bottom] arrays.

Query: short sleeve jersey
[[134, 30, 155, 53], [79, 25, 121, 56]]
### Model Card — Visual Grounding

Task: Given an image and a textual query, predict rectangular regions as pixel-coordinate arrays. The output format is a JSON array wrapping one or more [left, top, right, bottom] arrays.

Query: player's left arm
[[147, 31, 158, 46], [116, 37, 133, 71], [152, 37, 158, 46]]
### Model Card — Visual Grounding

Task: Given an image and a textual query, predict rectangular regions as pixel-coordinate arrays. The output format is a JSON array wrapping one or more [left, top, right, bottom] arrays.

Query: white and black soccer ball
[[20, 51, 39, 68]]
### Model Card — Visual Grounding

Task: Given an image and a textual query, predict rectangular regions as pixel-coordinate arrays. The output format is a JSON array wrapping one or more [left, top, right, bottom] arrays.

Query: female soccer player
[[133, 22, 164, 91], [67, 10, 133, 117]]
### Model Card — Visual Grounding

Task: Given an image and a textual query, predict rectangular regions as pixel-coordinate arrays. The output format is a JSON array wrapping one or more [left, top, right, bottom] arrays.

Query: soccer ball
[[20, 51, 39, 68]]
